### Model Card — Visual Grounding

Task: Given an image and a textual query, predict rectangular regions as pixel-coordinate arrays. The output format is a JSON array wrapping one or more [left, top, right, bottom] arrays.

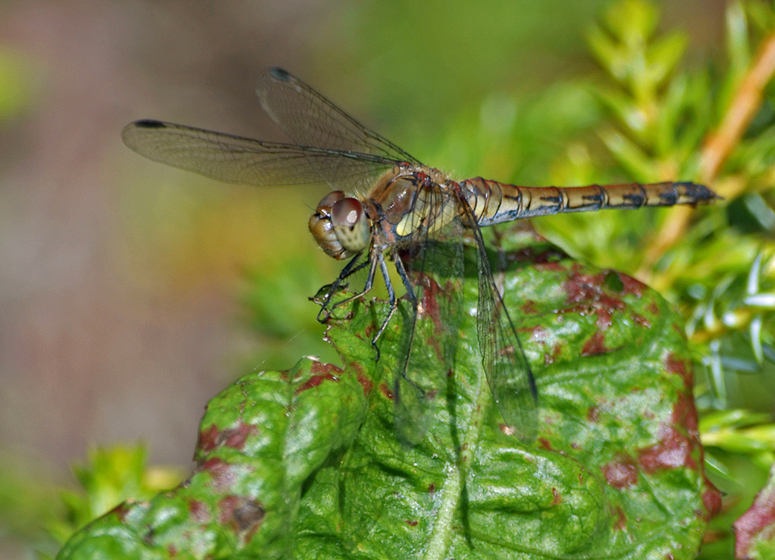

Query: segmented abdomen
[[460, 179, 718, 227]]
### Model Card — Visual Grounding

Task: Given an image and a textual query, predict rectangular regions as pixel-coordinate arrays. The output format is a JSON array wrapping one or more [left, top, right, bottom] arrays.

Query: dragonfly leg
[[317, 253, 372, 322], [391, 253, 424, 395], [361, 255, 399, 362], [371, 256, 396, 343], [318, 251, 380, 336]]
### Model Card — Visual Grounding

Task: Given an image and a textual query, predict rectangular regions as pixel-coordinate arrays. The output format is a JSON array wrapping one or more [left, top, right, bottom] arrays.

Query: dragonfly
[[122, 67, 718, 444]]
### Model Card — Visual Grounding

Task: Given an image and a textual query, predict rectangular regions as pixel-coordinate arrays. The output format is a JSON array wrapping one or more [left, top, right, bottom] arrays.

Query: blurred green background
[[2, 0, 768, 558]]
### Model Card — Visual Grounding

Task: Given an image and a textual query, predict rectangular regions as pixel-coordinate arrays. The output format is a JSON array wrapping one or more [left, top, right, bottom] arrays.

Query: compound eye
[[331, 198, 362, 228], [331, 198, 371, 253], [315, 190, 345, 212], [309, 191, 352, 260]]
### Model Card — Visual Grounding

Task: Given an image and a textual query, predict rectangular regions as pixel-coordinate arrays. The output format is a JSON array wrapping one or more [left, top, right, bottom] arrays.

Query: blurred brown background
[[0, 0, 725, 497]]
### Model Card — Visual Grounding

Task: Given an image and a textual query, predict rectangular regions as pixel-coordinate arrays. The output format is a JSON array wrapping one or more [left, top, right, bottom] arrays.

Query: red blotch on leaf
[[379, 383, 394, 400], [563, 268, 601, 301], [217, 495, 240, 525], [703, 486, 722, 520], [631, 312, 651, 328], [217, 496, 265, 538], [198, 424, 220, 453], [234, 501, 265, 535], [564, 269, 626, 321], [189, 499, 210, 523], [601, 456, 639, 489], [521, 300, 538, 314], [582, 331, 611, 356], [674, 391, 699, 433], [665, 353, 693, 391], [199, 458, 238, 491], [197, 423, 257, 453], [295, 373, 339, 395], [638, 426, 696, 473], [311, 361, 343, 376], [419, 275, 443, 332], [534, 260, 567, 272], [508, 243, 567, 267], [636, 356, 722, 517], [357, 372, 374, 395], [109, 502, 131, 522], [595, 308, 614, 330], [547, 344, 562, 365], [537, 437, 555, 451], [224, 424, 258, 450], [611, 506, 627, 530], [619, 274, 645, 296], [734, 479, 775, 559]]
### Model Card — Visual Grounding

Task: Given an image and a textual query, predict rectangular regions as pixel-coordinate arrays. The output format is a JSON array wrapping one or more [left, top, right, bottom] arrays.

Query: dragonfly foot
[[316, 308, 332, 324]]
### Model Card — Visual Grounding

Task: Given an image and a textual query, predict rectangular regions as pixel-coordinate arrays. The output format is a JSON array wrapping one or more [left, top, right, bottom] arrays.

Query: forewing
[[122, 120, 397, 189], [458, 193, 539, 442], [256, 68, 421, 170], [392, 189, 464, 445]]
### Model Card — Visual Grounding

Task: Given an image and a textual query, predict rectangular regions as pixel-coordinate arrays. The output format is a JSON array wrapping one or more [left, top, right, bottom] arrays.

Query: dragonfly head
[[309, 191, 372, 260]]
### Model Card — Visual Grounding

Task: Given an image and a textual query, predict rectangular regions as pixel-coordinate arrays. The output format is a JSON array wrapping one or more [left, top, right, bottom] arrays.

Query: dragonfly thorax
[[309, 191, 372, 260]]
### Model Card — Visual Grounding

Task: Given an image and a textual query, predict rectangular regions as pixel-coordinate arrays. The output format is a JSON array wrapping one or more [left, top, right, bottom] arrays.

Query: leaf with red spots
[[56, 225, 719, 560], [57, 327, 374, 559], [734, 462, 775, 559]]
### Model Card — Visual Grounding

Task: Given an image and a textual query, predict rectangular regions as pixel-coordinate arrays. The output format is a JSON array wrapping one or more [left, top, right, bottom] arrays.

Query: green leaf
[[598, 125, 660, 179], [726, 0, 752, 75], [700, 409, 772, 431], [56, 225, 719, 559], [587, 25, 624, 80], [49, 445, 184, 545], [646, 33, 688, 84], [717, 1, 751, 118], [746, 0, 775, 37], [603, 0, 659, 46], [593, 86, 649, 137], [666, 70, 713, 165]]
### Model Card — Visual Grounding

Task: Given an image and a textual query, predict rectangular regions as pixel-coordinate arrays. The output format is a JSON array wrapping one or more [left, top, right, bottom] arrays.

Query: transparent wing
[[122, 120, 399, 189], [256, 68, 421, 167], [458, 192, 539, 443], [392, 228, 464, 445]]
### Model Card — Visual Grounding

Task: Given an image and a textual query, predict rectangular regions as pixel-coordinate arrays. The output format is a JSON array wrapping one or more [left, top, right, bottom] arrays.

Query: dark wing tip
[[131, 119, 167, 129], [269, 67, 292, 81], [121, 120, 170, 151]]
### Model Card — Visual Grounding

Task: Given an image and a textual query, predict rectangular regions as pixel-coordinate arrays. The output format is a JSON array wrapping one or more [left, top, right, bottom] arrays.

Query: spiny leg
[[392, 252, 423, 396], [365, 255, 398, 361], [317, 252, 374, 322]]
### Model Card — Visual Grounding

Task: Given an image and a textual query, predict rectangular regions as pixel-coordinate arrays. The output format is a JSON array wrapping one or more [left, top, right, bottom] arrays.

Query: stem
[[702, 34, 775, 184], [638, 33, 775, 282]]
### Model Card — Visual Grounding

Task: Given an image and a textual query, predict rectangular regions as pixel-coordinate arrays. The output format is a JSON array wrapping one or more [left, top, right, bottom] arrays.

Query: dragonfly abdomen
[[460, 179, 718, 226]]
